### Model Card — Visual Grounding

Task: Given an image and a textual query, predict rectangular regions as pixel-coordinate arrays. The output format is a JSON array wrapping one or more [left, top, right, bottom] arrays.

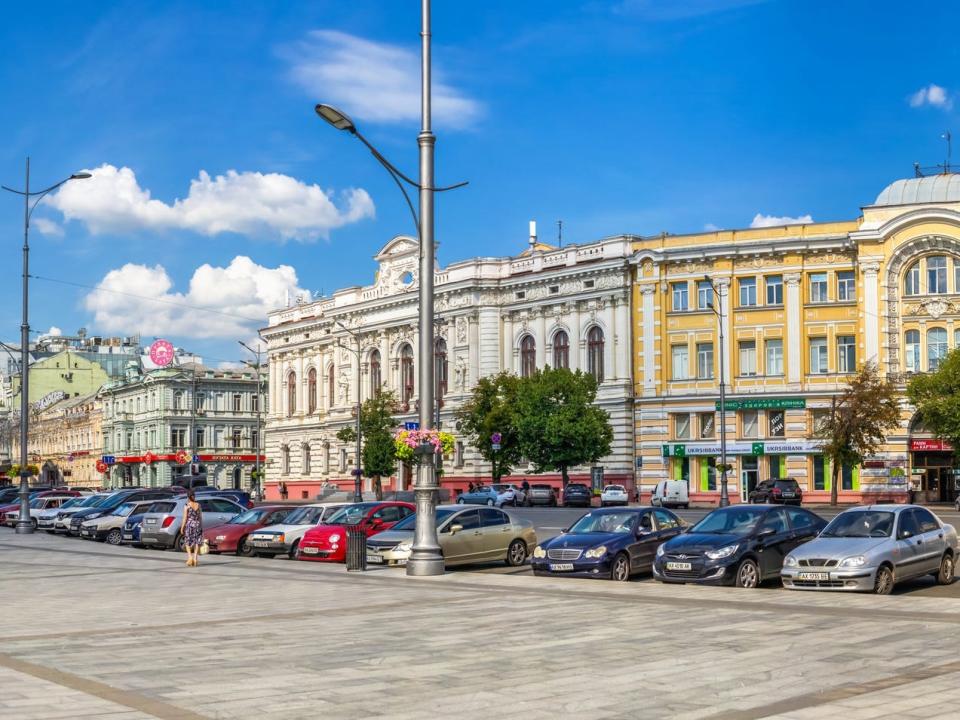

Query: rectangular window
[[837, 335, 856, 373], [674, 414, 691, 440], [231, 427, 242, 449], [251, 394, 259, 413], [671, 344, 689, 380], [251, 430, 259, 451], [809, 273, 828, 303], [697, 280, 713, 310], [171, 427, 186, 447], [769, 455, 783, 479], [454, 441, 464, 468], [739, 277, 757, 307], [765, 275, 783, 305], [738, 340, 757, 376], [813, 456, 826, 490], [928, 256, 948, 294], [809, 337, 828, 374], [672, 282, 689, 311], [811, 409, 830, 435], [906, 264, 921, 296], [195, 427, 205, 447], [699, 412, 715, 439], [768, 410, 785, 438], [741, 410, 759, 438], [233, 394, 242, 413], [696, 342, 714, 379], [705, 456, 717, 492], [837, 271, 855, 301], [765, 339, 784, 376]]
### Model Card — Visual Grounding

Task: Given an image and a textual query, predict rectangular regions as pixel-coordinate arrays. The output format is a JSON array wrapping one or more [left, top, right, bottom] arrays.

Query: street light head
[[315, 104, 356, 133], [70, 172, 93, 180]]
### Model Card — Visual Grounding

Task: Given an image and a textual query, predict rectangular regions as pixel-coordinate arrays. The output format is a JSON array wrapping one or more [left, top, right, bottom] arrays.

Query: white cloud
[[286, 30, 482, 129], [909, 84, 952, 110], [83, 256, 309, 339], [43, 164, 374, 242], [40, 326, 63, 337], [32, 218, 64, 237], [750, 213, 814, 228], [703, 223, 720, 231]]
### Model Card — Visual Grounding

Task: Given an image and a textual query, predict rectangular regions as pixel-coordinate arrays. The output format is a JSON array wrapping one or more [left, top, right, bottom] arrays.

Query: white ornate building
[[262, 233, 635, 501]]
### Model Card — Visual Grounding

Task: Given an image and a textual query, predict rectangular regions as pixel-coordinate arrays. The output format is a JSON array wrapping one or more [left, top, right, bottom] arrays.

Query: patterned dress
[[184, 503, 203, 547]]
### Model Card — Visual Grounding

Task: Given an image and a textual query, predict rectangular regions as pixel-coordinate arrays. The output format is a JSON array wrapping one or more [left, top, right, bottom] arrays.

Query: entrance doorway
[[911, 450, 956, 503], [232, 467, 242, 490], [741, 457, 759, 500]]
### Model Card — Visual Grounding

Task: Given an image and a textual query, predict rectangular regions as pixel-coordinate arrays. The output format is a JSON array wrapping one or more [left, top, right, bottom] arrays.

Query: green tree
[[455, 372, 523, 482], [908, 348, 960, 475], [820, 362, 901, 506], [337, 391, 399, 500], [514, 367, 613, 486]]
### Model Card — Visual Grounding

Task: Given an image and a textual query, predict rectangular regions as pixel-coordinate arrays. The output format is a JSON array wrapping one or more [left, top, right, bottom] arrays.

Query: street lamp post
[[704, 276, 730, 507], [2, 159, 90, 534], [239, 339, 266, 497], [335, 320, 364, 503]]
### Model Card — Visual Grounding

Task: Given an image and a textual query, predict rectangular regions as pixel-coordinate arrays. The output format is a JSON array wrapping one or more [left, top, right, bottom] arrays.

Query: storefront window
[[768, 410, 785, 437], [841, 463, 854, 491], [742, 456, 759, 497], [705, 457, 717, 491], [813, 456, 826, 490], [769, 455, 784, 479], [742, 410, 759, 438], [675, 457, 690, 486]]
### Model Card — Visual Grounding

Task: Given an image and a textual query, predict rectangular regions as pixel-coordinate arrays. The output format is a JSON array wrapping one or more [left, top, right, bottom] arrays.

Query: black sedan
[[532, 507, 685, 581], [561, 483, 593, 508], [653, 504, 826, 588]]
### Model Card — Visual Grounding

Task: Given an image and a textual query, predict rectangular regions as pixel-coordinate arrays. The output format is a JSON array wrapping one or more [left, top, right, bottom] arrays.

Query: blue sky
[[0, 0, 957, 366]]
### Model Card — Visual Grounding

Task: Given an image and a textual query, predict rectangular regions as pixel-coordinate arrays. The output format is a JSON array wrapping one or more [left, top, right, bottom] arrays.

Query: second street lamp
[[335, 320, 364, 503], [2, 159, 90, 534], [703, 276, 731, 508]]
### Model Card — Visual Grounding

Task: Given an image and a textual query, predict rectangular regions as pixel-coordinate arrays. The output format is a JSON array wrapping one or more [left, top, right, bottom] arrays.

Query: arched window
[[552, 330, 569, 369], [400, 344, 415, 404], [172, 391, 183, 410], [928, 256, 948, 294], [904, 262, 921, 296], [327, 365, 335, 408], [435, 338, 448, 398], [520, 335, 536, 378], [587, 326, 605, 382], [369, 349, 382, 397], [287, 371, 296, 416], [928, 328, 948, 370], [302, 443, 311, 475], [307, 368, 317, 414], [905, 330, 921, 373]]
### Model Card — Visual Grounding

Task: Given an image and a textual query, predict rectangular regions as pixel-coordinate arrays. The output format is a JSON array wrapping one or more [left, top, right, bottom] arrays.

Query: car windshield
[[284, 506, 328, 525], [491, 485, 507, 492], [230, 509, 269, 525], [821, 511, 894, 538], [326, 503, 378, 526], [59, 498, 84, 509], [568, 512, 636, 534], [29, 499, 44, 508], [393, 508, 458, 531], [774, 480, 800, 489], [604, 486, 625, 492], [690, 507, 767, 536], [473, 486, 491, 493], [112, 503, 138, 517], [567, 484, 588, 492], [88, 495, 112, 507]]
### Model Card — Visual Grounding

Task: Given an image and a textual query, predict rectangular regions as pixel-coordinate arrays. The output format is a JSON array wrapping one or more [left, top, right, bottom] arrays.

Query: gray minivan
[[138, 496, 244, 550]]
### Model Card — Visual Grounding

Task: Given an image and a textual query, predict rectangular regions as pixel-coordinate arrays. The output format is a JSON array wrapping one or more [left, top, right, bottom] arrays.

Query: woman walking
[[182, 490, 203, 567]]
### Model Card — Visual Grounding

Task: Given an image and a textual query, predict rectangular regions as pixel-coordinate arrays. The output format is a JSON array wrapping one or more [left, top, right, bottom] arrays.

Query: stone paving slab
[[1, 533, 959, 719]]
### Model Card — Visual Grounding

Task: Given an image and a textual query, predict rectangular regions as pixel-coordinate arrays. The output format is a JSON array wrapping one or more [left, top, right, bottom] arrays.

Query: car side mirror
[[371, 518, 384, 527], [449, 523, 463, 535]]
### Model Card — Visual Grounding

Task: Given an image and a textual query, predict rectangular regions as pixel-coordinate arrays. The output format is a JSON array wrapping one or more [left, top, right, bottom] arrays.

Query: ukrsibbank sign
[[662, 439, 824, 457]]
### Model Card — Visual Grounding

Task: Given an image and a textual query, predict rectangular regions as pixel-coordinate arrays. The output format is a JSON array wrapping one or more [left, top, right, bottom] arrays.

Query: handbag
[[199, 539, 210, 555]]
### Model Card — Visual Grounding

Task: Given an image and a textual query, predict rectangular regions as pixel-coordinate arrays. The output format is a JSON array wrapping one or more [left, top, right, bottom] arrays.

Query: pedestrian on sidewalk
[[182, 490, 203, 567], [467, 481, 475, 493], [908, 478, 917, 505], [280, 481, 289, 500]]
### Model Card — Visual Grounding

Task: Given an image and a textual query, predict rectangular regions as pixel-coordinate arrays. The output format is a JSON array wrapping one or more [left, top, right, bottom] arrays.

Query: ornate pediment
[[905, 298, 959, 319]]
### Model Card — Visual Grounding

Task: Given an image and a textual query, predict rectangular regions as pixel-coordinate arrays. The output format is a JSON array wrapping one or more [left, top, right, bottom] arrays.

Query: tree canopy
[[907, 348, 960, 453], [336, 391, 399, 499], [455, 372, 523, 482]]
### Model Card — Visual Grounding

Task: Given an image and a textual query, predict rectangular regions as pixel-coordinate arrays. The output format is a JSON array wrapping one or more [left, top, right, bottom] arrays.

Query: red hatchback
[[202, 505, 294, 556], [297, 501, 415, 562]]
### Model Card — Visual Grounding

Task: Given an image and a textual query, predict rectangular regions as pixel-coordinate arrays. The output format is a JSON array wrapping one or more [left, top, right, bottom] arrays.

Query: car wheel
[[735, 559, 760, 589], [487, 499, 495, 506], [506, 539, 527, 567], [874, 565, 895, 595], [238, 536, 255, 557], [174, 533, 186, 552], [610, 553, 631, 582], [31, 518, 37, 530], [288, 540, 301, 560], [105, 528, 122, 545], [935, 553, 954, 585]]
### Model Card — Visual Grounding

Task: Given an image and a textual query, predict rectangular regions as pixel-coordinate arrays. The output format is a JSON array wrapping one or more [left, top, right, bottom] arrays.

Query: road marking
[[0, 652, 211, 720]]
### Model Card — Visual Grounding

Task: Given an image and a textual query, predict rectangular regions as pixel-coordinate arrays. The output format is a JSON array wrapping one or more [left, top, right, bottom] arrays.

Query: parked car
[[457, 486, 515, 507], [532, 507, 684, 581], [36, 496, 89, 531], [561, 483, 592, 508], [138, 496, 246, 550], [527, 484, 558, 507], [782, 505, 958, 594], [653, 504, 826, 588], [492, 483, 527, 506], [195, 488, 254, 509], [3, 495, 78, 528], [600, 485, 629, 507], [203, 505, 294, 555], [749, 478, 803, 505], [0, 490, 81, 524], [80, 500, 160, 544], [367, 505, 537, 568], [68, 489, 176, 536], [650, 480, 689, 509], [298, 502, 415, 562], [52, 494, 112, 532], [246, 503, 348, 558]]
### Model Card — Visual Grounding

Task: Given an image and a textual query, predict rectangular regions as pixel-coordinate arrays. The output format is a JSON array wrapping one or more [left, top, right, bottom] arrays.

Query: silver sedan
[[781, 505, 957, 594]]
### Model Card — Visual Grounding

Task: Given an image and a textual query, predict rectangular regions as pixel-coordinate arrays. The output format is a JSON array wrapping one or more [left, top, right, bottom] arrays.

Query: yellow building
[[632, 173, 960, 505]]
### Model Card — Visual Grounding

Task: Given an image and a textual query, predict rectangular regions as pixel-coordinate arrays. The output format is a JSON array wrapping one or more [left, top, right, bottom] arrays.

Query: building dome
[[874, 174, 960, 206]]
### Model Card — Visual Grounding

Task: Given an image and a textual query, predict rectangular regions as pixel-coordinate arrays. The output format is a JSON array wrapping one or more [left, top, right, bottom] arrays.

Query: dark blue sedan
[[531, 507, 685, 581]]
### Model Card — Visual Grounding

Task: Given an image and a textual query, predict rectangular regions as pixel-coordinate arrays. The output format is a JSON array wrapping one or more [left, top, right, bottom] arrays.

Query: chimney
[[529, 220, 537, 249]]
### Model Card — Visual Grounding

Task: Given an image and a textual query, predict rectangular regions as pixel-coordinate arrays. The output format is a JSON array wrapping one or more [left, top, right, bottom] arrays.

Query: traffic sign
[[95, 460, 108, 474], [102, 455, 116, 466], [192, 454, 201, 464], [491, 432, 502, 444], [404, 422, 420, 431]]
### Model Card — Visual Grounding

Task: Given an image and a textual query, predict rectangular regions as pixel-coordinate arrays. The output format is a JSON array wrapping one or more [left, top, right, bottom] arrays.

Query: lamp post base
[[719, 477, 731, 508], [14, 476, 33, 534], [406, 455, 444, 577]]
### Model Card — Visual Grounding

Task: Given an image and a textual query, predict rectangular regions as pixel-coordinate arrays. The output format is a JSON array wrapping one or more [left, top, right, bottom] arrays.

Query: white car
[[46, 493, 111, 532], [247, 503, 347, 558], [600, 485, 629, 507], [36, 496, 89, 531], [4, 495, 78, 528], [80, 500, 158, 545], [491, 484, 528, 507]]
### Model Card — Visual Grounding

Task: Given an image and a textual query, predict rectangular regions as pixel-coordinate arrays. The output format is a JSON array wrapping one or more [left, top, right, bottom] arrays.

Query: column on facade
[[861, 260, 881, 363], [785, 273, 802, 383], [717, 278, 731, 386], [296, 352, 306, 417], [570, 301, 582, 372], [603, 298, 616, 381], [502, 312, 514, 373], [536, 308, 547, 368], [468, 312, 481, 387], [640, 284, 656, 395], [378, 335, 390, 396], [615, 292, 630, 381]]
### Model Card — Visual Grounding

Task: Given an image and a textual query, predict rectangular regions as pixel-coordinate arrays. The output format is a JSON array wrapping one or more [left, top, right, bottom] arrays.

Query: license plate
[[302, 547, 319, 555], [252, 541, 270, 547], [366, 554, 384, 564], [798, 571, 829, 580], [549, 563, 574, 571], [145, 518, 157, 524], [666, 562, 692, 571], [782, 493, 795, 498]]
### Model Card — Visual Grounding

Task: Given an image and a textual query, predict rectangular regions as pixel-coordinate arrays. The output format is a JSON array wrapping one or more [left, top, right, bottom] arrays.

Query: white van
[[651, 480, 689, 509]]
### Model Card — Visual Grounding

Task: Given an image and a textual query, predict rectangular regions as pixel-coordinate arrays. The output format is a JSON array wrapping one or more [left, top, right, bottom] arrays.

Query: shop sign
[[716, 398, 806, 411], [763, 440, 824, 454], [198, 454, 265, 463], [909, 439, 953, 451], [862, 460, 886, 469], [910, 468, 926, 475], [663, 442, 759, 457]]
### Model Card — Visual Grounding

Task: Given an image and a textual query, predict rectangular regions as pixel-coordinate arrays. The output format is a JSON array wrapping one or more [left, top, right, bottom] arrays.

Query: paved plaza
[[1, 533, 959, 719]]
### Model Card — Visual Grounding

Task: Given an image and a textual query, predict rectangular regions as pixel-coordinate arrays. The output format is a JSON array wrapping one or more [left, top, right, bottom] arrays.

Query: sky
[[0, 0, 958, 367]]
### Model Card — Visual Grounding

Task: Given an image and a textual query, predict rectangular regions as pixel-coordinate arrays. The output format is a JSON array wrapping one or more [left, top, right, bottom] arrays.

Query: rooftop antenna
[[557, 219, 563, 248], [943, 131, 953, 173]]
